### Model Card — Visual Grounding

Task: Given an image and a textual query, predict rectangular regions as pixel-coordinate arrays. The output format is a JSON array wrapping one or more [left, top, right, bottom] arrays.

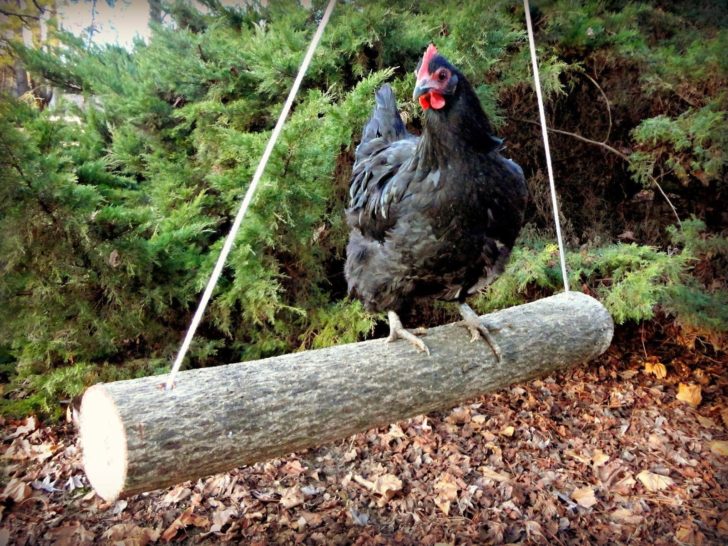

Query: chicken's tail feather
[[361, 84, 409, 145]]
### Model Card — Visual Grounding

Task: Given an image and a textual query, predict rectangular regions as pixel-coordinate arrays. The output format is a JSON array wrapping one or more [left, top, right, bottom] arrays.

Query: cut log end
[[80, 384, 127, 502]]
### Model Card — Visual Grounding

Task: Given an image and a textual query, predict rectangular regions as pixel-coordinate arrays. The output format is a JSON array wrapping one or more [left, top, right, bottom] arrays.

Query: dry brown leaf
[[353, 474, 374, 490], [111, 500, 128, 515], [210, 506, 237, 533], [675, 522, 705, 545], [565, 449, 590, 464], [32, 442, 56, 464], [5, 438, 32, 461], [202, 474, 231, 497], [648, 434, 664, 450], [499, 426, 515, 437], [280, 486, 305, 509], [709, 440, 728, 456], [721, 408, 728, 428], [696, 415, 717, 428], [373, 474, 402, 496], [612, 474, 636, 495], [717, 514, 728, 536], [591, 449, 609, 468], [46, 522, 94, 546], [386, 423, 407, 439], [644, 361, 667, 379], [571, 486, 598, 508], [479, 466, 511, 482], [161, 507, 209, 542], [2, 478, 32, 503], [446, 407, 471, 425], [4, 416, 37, 440], [161, 485, 192, 506], [354, 474, 402, 506], [525, 520, 543, 539], [676, 383, 702, 407], [281, 460, 306, 476], [103, 523, 160, 546], [433, 496, 452, 515], [299, 511, 324, 528], [372, 474, 402, 506], [636, 470, 674, 492], [181, 508, 209, 528], [161, 519, 183, 542], [433, 473, 459, 515], [610, 508, 643, 525], [434, 475, 459, 501]]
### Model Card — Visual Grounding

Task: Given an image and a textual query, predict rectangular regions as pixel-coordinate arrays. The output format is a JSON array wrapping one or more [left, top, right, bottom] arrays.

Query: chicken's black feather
[[345, 54, 528, 317]]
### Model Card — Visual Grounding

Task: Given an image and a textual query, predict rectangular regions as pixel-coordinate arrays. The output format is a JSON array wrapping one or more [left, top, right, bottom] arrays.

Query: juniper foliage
[[1, 1, 725, 416]]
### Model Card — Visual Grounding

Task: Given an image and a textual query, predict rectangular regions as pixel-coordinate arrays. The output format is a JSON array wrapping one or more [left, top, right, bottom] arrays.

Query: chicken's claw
[[387, 311, 430, 356], [458, 303, 501, 362]]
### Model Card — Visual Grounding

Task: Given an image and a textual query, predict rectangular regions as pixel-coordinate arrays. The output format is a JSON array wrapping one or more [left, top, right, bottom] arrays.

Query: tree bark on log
[[80, 291, 613, 501]]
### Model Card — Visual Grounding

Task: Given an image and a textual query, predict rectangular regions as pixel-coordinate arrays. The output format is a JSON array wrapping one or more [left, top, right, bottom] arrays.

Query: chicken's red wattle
[[419, 91, 445, 110]]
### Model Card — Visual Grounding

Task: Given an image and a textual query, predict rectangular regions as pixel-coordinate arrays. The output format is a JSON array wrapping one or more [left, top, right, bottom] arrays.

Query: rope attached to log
[[164, 0, 337, 390], [523, 0, 571, 292]]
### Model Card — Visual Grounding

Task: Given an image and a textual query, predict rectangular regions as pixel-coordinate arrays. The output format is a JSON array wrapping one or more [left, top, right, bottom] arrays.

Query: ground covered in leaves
[[1, 329, 726, 545]]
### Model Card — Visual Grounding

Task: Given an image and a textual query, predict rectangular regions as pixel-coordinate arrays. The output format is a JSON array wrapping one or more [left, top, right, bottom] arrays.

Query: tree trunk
[[80, 291, 613, 501], [148, 0, 163, 25], [13, 61, 29, 97]]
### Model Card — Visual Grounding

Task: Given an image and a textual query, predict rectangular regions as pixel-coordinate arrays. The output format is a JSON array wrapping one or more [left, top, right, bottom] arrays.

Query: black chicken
[[345, 45, 528, 358]]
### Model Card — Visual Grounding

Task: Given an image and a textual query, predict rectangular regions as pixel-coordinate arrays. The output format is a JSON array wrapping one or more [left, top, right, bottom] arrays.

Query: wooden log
[[80, 291, 613, 501]]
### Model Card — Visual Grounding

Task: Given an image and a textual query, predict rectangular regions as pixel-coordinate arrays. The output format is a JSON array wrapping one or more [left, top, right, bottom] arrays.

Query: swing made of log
[[81, 292, 613, 501], [79, 0, 614, 502]]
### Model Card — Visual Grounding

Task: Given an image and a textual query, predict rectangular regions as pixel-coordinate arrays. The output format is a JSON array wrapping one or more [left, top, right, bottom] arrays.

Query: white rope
[[165, 0, 337, 390], [523, 0, 570, 292]]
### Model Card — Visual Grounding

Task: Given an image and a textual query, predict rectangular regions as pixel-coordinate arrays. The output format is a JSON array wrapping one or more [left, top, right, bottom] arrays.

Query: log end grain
[[80, 384, 128, 502]]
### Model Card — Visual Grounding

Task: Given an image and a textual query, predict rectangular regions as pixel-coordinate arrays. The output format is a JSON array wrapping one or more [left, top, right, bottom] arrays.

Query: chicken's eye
[[437, 69, 449, 81]]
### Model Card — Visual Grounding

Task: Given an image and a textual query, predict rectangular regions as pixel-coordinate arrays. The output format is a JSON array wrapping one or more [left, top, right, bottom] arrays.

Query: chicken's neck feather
[[417, 78, 502, 169]]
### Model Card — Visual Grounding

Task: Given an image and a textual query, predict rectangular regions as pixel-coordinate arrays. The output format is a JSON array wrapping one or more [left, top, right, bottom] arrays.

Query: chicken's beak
[[413, 79, 433, 100]]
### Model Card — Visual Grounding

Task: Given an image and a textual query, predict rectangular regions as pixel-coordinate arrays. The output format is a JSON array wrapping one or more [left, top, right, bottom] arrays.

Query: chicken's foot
[[387, 311, 430, 356], [458, 303, 501, 362]]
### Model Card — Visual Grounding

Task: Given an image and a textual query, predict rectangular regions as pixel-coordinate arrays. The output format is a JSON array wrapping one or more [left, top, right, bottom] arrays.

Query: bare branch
[[650, 174, 682, 228], [581, 72, 612, 143], [511, 117, 682, 227], [31, 0, 46, 15], [511, 117, 629, 161], [0, 7, 41, 24]]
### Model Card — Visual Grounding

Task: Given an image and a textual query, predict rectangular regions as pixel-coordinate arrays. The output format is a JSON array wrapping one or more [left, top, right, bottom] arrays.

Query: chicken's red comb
[[416, 44, 438, 81]]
